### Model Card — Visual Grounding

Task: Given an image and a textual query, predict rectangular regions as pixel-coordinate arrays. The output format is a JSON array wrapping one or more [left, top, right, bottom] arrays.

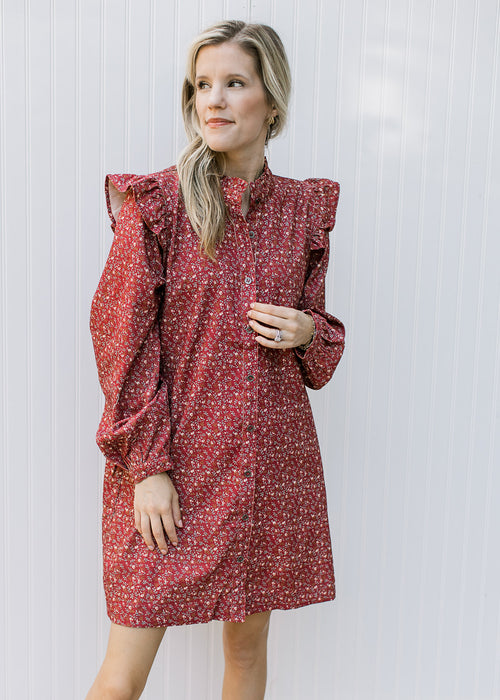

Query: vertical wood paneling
[[29, 0, 54, 694], [74, 0, 82, 694], [1, 0, 500, 697], [26, 0, 34, 695], [3, 3, 30, 699], [49, 0, 59, 693], [78, 0, 105, 685], [54, 0, 78, 693], [0, 0, 7, 696], [25, 0, 34, 694], [473, 4, 500, 696]]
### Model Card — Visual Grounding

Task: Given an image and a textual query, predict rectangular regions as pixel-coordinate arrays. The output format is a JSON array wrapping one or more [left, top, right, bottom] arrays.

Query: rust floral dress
[[89, 159, 345, 628]]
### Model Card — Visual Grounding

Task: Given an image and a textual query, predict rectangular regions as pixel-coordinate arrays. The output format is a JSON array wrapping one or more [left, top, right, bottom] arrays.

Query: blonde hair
[[177, 20, 291, 260]]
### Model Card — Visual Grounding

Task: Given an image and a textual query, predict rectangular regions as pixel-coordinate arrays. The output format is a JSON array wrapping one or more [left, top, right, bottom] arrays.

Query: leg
[[85, 622, 167, 700], [222, 610, 272, 700]]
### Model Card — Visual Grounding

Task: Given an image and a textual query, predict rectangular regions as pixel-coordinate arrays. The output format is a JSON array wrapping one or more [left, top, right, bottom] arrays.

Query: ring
[[274, 329, 282, 342]]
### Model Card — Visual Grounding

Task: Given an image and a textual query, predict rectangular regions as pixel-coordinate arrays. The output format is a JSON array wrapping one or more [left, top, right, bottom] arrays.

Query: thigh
[[102, 622, 167, 680], [86, 623, 167, 700]]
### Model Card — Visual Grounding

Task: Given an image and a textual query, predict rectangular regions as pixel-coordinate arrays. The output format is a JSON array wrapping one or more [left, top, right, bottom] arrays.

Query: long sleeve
[[294, 179, 345, 390], [90, 174, 174, 483]]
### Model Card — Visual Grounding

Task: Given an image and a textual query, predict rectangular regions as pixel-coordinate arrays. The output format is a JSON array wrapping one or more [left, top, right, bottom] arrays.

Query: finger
[[172, 493, 183, 527], [140, 513, 156, 551], [249, 302, 294, 318], [150, 514, 169, 555], [254, 334, 292, 349], [247, 309, 289, 328], [134, 508, 141, 533], [248, 318, 284, 339], [161, 512, 179, 547]]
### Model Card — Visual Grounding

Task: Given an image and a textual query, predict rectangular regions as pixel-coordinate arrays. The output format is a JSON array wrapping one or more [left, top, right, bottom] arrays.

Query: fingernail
[[161, 549, 167, 555], [172, 541, 178, 547], [148, 545, 154, 551], [178, 519, 183, 527]]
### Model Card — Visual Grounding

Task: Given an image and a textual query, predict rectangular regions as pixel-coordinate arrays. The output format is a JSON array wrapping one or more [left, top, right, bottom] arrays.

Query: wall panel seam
[[74, 0, 82, 695], [25, 0, 34, 695], [489, 295, 500, 700], [432, 1, 460, 696], [125, 0, 131, 168], [351, 1, 369, 693], [148, 0, 155, 170], [372, 0, 395, 696], [0, 0, 8, 694], [452, 1, 481, 695], [473, 1, 500, 695], [49, 0, 57, 692]]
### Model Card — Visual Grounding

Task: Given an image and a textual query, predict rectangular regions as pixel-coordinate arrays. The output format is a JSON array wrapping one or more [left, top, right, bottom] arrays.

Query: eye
[[228, 79, 244, 87], [196, 80, 210, 90]]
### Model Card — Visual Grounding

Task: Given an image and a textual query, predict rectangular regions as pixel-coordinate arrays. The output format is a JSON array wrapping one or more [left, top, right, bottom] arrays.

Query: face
[[194, 41, 277, 165]]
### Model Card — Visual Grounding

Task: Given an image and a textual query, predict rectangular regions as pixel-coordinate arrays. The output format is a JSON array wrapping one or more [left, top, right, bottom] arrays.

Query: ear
[[266, 106, 278, 124]]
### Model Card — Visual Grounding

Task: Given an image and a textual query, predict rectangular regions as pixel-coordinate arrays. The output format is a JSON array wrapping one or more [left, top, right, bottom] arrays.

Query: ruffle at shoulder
[[105, 168, 178, 251], [303, 178, 340, 250]]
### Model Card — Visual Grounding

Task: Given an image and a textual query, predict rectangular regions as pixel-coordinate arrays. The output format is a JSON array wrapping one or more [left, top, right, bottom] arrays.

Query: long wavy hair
[[177, 20, 291, 260]]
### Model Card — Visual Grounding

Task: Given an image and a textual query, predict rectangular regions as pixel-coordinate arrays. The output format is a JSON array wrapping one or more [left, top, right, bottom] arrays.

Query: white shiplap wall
[[1, 0, 499, 698]]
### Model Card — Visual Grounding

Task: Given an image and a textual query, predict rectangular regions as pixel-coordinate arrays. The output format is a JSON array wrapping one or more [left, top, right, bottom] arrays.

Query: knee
[[223, 619, 270, 671], [89, 674, 144, 700], [224, 636, 261, 671]]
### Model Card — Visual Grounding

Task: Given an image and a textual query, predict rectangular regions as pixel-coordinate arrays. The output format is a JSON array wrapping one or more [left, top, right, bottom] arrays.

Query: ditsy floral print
[[89, 159, 345, 627]]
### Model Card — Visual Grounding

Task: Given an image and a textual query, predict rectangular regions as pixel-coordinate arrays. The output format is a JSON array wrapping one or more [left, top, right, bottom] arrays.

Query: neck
[[223, 153, 265, 182]]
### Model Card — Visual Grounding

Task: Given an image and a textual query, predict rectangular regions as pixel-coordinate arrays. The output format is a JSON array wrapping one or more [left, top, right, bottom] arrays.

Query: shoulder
[[271, 173, 340, 232], [105, 166, 178, 236]]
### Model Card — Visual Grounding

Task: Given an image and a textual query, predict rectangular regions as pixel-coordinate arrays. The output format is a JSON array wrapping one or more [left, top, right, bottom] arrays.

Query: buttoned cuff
[[123, 451, 173, 484]]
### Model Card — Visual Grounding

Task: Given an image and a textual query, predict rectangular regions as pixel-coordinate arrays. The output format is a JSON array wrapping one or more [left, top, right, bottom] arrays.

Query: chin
[[204, 138, 235, 153], [205, 142, 227, 153]]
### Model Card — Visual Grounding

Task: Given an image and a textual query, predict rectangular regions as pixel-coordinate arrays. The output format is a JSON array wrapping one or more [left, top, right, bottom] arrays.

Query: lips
[[206, 118, 233, 126]]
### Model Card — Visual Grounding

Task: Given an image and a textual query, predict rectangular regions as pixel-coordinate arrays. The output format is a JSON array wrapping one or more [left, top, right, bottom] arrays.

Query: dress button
[[246, 424, 254, 432], [249, 230, 256, 238], [244, 470, 252, 477], [237, 555, 244, 562], [246, 374, 254, 381], [242, 513, 249, 521], [245, 325, 253, 333], [244, 276, 252, 285]]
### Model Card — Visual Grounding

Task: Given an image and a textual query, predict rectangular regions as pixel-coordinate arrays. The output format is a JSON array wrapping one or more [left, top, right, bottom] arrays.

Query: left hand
[[247, 302, 315, 349]]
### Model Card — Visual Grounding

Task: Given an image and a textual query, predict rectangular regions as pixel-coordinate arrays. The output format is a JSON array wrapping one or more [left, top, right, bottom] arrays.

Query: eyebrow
[[195, 73, 250, 81]]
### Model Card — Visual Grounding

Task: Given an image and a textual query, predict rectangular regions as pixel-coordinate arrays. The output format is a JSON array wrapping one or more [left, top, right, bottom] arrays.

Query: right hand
[[134, 472, 183, 554]]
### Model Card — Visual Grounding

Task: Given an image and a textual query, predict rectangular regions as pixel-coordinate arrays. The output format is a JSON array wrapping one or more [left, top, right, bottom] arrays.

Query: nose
[[207, 83, 226, 109]]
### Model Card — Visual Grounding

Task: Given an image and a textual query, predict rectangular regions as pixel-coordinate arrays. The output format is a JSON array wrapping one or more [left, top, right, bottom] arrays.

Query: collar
[[220, 157, 274, 213]]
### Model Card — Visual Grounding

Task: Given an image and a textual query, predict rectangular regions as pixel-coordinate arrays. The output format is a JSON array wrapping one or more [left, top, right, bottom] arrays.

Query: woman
[[87, 20, 345, 700]]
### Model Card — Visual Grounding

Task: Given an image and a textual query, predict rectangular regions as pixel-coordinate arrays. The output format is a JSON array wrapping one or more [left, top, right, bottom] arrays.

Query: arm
[[246, 180, 345, 389], [293, 179, 345, 389], [90, 182, 183, 551], [89, 187, 172, 484]]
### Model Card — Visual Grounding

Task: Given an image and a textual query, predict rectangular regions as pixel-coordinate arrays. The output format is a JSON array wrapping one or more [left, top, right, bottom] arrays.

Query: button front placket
[[219, 170, 274, 620], [231, 200, 260, 619]]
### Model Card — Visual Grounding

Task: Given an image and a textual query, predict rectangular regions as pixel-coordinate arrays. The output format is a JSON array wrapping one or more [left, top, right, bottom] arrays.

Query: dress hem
[[106, 592, 336, 629]]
